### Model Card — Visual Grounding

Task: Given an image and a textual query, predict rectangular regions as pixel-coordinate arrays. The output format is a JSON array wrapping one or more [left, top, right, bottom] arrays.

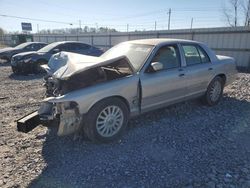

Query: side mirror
[[151, 62, 163, 72], [52, 48, 60, 54]]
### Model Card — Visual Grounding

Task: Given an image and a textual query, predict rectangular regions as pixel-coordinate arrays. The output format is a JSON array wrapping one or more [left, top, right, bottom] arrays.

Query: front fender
[[43, 75, 140, 115]]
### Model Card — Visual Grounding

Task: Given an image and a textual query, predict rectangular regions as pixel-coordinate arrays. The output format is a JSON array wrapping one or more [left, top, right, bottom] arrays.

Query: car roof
[[25, 42, 47, 44], [125, 38, 200, 46], [51, 41, 88, 45]]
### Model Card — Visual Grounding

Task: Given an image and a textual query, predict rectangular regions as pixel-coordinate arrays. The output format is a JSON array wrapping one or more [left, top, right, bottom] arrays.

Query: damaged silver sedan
[[17, 39, 237, 143]]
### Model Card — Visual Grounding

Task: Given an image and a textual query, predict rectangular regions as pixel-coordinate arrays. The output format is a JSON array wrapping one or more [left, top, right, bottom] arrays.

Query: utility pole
[[37, 24, 40, 41], [78, 20, 82, 34], [245, 0, 250, 26], [127, 24, 129, 32], [154, 21, 157, 31], [168, 8, 171, 30], [79, 20, 82, 29], [233, 1, 238, 27], [37, 24, 39, 33], [95, 23, 98, 32], [190, 18, 193, 29]]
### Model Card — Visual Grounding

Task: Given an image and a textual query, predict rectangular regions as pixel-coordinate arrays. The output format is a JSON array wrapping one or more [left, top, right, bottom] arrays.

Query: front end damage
[[17, 101, 82, 136], [17, 52, 135, 136], [38, 101, 82, 136]]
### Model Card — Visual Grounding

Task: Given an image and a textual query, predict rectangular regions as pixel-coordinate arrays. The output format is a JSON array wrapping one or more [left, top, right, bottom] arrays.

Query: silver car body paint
[[39, 39, 237, 136]]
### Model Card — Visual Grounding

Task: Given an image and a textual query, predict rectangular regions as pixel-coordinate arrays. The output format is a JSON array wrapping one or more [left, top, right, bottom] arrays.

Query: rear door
[[180, 44, 215, 97], [140, 44, 187, 113]]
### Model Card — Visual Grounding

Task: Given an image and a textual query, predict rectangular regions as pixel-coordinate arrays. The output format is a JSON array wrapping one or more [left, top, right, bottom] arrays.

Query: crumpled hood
[[0, 47, 15, 54], [42, 51, 127, 79]]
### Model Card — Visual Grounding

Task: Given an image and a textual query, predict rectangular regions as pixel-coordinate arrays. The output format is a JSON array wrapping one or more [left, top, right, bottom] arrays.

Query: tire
[[3, 57, 10, 63], [83, 98, 129, 143], [202, 76, 224, 106], [34, 59, 47, 73], [11, 66, 20, 74]]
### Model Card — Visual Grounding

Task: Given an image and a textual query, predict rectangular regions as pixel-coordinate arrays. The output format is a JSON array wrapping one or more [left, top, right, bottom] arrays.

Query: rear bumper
[[225, 69, 238, 86]]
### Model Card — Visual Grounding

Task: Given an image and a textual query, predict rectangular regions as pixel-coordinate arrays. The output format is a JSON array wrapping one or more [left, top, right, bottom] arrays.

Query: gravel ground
[[0, 64, 250, 188]]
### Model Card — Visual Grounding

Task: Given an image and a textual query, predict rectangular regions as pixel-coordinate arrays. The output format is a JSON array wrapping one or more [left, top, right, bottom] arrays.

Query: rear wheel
[[83, 98, 129, 143], [202, 76, 224, 106]]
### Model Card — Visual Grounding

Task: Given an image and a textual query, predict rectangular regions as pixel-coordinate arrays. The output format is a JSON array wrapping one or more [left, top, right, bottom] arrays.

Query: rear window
[[182, 44, 210, 66]]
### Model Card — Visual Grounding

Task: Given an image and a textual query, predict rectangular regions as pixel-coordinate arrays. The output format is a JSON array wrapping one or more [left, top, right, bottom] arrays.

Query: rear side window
[[40, 43, 47, 49], [197, 46, 210, 63], [182, 44, 210, 66], [78, 43, 90, 50], [33, 44, 43, 50], [64, 43, 90, 51]]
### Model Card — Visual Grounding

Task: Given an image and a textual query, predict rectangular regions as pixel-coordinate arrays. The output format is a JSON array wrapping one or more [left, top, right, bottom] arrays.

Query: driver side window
[[151, 45, 181, 70]]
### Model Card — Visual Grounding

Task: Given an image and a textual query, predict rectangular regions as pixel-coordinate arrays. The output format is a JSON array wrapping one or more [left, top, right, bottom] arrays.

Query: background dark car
[[11, 41, 104, 74], [0, 42, 47, 63]]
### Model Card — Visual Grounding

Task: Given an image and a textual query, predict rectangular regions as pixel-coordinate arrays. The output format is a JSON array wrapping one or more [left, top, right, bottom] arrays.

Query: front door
[[140, 44, 187, 113]]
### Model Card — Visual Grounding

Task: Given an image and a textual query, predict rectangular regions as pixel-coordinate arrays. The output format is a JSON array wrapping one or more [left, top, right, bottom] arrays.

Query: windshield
[[14, 43, 31, 49], [101, 43, 153, 71], [38, 42, 59, 53]]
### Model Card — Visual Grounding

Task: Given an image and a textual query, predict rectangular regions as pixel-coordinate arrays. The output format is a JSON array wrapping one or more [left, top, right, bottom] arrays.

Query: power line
[[0, 14, 73, 25]]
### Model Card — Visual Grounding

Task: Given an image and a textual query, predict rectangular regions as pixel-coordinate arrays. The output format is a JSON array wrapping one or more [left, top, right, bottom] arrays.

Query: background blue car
[[11, 41, 104, 74], [0, 42, 47, 63]]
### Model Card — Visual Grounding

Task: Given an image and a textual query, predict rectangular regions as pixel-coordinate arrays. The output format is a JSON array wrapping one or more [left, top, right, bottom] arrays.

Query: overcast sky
[[0, 0, 247, 32]]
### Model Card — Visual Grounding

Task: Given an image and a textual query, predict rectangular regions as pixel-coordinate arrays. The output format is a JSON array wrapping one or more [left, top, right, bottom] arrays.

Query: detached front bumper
[[17, 101, 82, 136], [17, 111, 41, 133]]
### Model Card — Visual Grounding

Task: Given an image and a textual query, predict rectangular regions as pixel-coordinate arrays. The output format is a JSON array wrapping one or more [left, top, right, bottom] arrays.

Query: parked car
[[0, 42, 47, 63], [17, 39, 237, 143], [11, 41, 103, 74]]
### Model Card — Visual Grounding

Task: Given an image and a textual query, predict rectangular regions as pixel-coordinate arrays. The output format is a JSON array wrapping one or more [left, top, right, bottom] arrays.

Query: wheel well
[[93, 96, 130, 112], [2, 56, 10, 61], [113, 96, 130, 111], [217, 74, 226, 85]]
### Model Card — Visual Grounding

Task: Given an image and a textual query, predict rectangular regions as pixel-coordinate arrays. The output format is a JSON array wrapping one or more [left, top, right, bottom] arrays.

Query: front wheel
[[2, 56, 10, 63], [202, 76, 224, 106], [83, 98, 129, 143], [11, 66, 20, 74]]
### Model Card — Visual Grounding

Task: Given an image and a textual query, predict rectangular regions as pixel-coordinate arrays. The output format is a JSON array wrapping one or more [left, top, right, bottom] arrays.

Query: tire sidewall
[[84, 98, 129, 143], [205, 76, 224, 106]]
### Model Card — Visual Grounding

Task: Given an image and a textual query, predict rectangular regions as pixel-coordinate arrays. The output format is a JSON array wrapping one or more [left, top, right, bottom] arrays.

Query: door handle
[[179, 73, 185, 77], [208, 67, 213, 71]]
